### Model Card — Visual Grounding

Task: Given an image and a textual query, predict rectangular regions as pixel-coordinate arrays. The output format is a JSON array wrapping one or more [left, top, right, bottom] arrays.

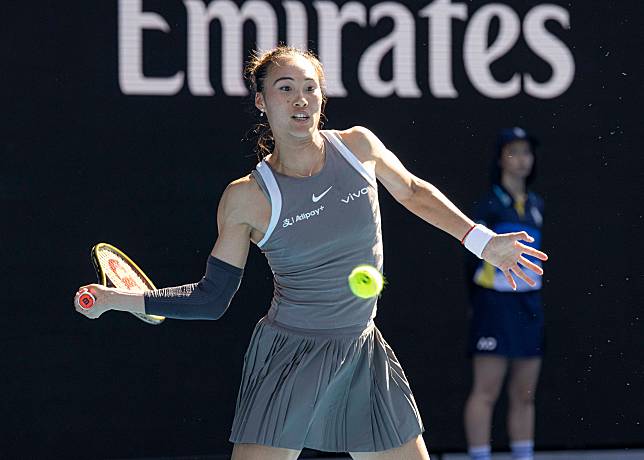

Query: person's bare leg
[[507, 358, 541, 442], [231, 443, 301, 460], [464, 355, 508, 447], [349, 434, 430, 460]]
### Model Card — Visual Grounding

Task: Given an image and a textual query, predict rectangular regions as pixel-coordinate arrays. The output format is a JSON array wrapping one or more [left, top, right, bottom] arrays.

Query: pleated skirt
[[229, 316, 425, 452]]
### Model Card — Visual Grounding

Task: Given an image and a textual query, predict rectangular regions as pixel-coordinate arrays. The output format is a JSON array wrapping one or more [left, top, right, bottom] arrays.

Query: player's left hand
[[481, 231, 548, 290]]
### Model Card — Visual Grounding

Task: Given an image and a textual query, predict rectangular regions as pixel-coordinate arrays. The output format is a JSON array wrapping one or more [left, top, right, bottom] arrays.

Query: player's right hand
[[74, 284, 113, 319]]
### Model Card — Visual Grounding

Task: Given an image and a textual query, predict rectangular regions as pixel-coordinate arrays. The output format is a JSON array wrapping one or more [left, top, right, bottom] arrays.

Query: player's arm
[[210, 178, 253, 268], [339, 126, 548, 290], [340, 126, 474, 239], [75, 180, 253, 319]]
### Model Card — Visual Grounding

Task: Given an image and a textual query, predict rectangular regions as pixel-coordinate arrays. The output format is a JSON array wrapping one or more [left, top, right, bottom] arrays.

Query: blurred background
[[4, 0, 643, 458]]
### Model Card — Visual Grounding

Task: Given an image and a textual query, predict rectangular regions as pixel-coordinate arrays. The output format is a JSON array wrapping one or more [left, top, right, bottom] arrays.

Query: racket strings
[[92, 244, 165, 324], [95, 248, 152, 292]]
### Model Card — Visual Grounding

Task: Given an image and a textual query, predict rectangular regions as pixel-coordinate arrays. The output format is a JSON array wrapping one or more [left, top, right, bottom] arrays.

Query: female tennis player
[[463, 128, 545, 460], [75, 46, 547, 460]]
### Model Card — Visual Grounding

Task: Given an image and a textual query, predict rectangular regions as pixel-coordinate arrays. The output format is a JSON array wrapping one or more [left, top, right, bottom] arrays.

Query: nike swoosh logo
[[312, 186, 333, 202]]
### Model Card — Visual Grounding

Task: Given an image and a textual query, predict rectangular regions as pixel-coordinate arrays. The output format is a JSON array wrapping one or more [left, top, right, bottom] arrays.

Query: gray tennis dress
[[229, 130, 424, 452]]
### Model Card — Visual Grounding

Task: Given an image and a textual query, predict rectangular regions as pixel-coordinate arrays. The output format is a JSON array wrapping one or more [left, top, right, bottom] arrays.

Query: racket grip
[[78, 292, 96, 309]]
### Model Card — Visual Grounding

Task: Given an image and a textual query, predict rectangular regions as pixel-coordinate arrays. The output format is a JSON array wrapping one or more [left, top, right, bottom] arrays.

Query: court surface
[[112, 448, 644, 460]]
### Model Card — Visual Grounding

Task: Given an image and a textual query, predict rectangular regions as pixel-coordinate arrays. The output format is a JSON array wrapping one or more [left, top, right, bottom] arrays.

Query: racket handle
[[78, 292, 96, 309]]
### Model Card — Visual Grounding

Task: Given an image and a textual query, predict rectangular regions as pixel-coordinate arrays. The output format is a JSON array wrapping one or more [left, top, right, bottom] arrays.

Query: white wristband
[[463, 224, 496, 259]]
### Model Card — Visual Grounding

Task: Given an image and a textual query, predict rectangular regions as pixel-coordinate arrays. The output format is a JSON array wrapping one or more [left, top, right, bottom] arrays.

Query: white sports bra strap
[[255, 161, 282, 248], [321, 130, 377, 189]]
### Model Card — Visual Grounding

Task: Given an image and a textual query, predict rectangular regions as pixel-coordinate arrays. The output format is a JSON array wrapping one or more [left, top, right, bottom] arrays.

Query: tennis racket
[[81, 243, 165, 325]]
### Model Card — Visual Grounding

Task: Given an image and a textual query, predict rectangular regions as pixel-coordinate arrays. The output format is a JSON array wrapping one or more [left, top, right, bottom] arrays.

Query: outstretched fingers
[[510, 263, 537, 287], [495, 232, 548, 290], [511, 231, 535, 243], [518, 255, 543, 276], [516, 239, 548, 261], [502, 269, 517, 291]]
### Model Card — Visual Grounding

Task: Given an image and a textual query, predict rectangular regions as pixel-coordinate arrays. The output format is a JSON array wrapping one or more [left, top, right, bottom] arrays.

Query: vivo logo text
[[342, 187, 369, 203]]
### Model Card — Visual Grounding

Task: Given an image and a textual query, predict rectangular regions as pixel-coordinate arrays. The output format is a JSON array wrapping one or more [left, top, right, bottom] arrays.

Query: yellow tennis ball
[[348, 265, 384, 299]]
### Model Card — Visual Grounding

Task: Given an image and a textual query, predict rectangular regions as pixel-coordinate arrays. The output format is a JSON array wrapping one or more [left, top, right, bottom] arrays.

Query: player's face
[[255, 55, 323, 139], [499, 140, 534, 180]]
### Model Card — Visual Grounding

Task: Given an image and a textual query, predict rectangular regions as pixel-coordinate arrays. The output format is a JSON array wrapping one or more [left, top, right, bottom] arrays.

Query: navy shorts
[[468, 288, 544, 358]]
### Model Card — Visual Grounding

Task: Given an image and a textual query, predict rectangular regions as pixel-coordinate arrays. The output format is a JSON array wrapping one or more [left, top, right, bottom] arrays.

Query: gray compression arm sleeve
[[143, 256, 243, 320]]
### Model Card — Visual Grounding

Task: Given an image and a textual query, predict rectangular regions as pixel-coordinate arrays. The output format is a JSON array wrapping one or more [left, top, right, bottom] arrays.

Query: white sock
[[469, 444, 491, 460], [511, 440, 534, 460]]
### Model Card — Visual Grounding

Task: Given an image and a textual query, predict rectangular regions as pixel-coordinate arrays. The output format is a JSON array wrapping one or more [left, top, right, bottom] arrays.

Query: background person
[[464, 127, 545, 460]]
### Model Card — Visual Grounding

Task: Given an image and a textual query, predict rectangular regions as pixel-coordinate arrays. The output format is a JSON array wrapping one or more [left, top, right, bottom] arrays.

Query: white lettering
[[117, 0, 576, 99], [283, 205, 325, 228], [118, 0, 184, 95], [476, 336, 498, 351], [420, 0, 468, 98], [342, 187, 369, 203], [283, 1, 308, 50], [358, 3, 421, 97], [185, 0, 277, 96], [464, 3, 521, 98], [314, 1, 367, 97], [523, 5, 575, 98]]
